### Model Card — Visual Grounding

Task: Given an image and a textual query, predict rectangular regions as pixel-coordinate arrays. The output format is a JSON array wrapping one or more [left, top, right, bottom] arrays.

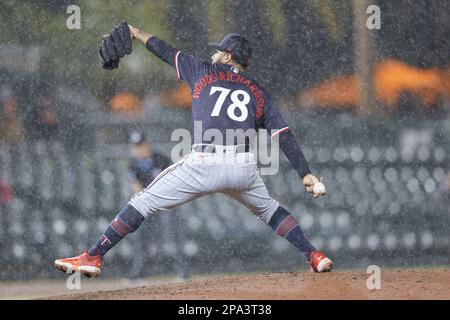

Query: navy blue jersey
[[146, 36, 311, 177], [147, 37, 289, 144]]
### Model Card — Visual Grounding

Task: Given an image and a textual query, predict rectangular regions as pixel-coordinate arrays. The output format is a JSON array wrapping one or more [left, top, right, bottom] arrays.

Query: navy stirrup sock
[[268, 206, 316, 261], [88, 205, 145, 257]]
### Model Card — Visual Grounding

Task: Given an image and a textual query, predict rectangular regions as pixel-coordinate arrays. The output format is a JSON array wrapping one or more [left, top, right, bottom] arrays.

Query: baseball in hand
[[313, 182, 326, 195]]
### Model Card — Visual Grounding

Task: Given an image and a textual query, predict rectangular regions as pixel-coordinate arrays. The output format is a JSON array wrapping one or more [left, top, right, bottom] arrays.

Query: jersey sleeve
[[259, 93, 290, 138], [175, 52, 209, 85], [258, 91, 311, 178], [146, 36, 209, 86]]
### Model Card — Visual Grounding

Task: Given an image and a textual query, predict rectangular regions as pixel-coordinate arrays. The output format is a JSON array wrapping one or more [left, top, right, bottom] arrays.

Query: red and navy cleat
[[309, 251, 333, 273], [55, 251, 102, 278]]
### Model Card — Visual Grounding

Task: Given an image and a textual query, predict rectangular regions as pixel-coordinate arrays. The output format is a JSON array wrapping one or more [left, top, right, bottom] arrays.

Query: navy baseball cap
[[209, 33, 253, 68], [130, 131, 147, 145]]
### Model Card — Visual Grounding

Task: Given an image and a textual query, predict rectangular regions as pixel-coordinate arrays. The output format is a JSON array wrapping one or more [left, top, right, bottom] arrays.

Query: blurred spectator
[[24, 87, 60, 141], [35, 96, 59, 138], [445, 173, 450, 193], [128, 131, 172, 194], [0, 96, 24, 144], [127, 131, 187, 279], [0, 179, 13, 206]]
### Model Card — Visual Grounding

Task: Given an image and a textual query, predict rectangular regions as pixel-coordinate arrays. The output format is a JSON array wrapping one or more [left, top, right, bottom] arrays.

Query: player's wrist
[[302, 173, 315, 182], [128, 24, 135, 37], [136, 30, 152, 45], [301, 171, 312, 180], [128, 25, 139, 40], [302, 173, 318, 188]]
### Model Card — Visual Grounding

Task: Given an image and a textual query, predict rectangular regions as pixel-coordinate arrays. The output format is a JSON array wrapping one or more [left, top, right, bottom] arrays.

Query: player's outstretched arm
[[128, 25, 152, 45], [127, 24, 207, 85], [128, 24, 177, 66], [277, 131, 326, 198]]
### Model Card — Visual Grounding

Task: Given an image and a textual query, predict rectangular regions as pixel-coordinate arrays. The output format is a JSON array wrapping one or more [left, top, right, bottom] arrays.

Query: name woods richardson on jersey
[[170, 120, 282, 176]]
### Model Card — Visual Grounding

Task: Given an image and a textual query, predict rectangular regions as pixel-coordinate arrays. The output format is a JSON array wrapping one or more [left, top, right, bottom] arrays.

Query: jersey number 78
[[209, 86, 250, 122]]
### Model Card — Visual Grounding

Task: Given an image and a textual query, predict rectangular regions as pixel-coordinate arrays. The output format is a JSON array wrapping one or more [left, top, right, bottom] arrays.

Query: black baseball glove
[[98, 22, 133, 70]]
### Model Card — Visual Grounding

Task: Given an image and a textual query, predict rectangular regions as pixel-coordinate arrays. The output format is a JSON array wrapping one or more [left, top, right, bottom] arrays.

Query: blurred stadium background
[[0, 0, 449, 281]]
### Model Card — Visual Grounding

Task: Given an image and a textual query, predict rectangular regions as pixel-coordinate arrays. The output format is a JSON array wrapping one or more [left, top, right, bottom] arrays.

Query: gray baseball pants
[[129, 145, 279, 224]]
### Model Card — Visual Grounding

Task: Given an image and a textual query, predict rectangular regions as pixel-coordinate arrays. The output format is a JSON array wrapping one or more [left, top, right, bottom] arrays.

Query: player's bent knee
[[128, 194, 157, 219], [255, 200, 280, 224], [128, 189, 172, 218]]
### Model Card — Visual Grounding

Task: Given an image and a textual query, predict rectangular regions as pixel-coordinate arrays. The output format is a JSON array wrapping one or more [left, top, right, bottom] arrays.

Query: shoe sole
[[54, 260, 101, 278], [316, 258, 333, 273]]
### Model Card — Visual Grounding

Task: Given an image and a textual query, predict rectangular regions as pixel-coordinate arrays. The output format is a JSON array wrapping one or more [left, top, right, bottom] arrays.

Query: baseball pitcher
[[55, 22, 333, 277]]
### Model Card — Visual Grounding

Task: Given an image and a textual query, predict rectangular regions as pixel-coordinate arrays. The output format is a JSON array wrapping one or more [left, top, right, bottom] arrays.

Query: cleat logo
[[100, 235, 111, 246]]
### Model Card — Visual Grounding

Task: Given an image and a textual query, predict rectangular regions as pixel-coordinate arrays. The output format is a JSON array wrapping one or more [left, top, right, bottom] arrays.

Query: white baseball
[[313, 182, 326, 195]]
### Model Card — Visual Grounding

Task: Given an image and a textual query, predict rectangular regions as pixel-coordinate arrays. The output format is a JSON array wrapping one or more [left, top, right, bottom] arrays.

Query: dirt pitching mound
[[44, 269, 449, 300]]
